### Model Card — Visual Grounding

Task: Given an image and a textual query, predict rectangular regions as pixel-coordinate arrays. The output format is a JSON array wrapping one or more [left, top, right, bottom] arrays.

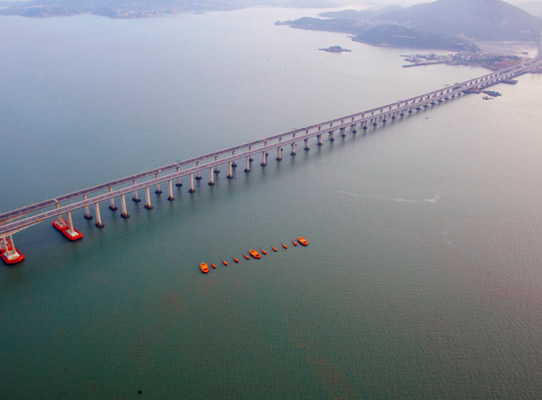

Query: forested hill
[[283, 0, 542, 51]]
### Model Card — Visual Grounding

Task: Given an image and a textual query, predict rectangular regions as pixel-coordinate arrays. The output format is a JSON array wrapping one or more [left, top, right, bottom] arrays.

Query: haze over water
[[1, 7, 542, 399]]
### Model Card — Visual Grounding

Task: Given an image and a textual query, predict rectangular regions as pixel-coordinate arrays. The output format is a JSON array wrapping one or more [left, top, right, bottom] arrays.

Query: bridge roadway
[[0, 58, 540, 241]]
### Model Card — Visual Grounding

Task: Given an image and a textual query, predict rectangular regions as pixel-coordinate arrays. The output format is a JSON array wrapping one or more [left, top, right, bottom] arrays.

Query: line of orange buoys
[[199, 237, 309, 274]]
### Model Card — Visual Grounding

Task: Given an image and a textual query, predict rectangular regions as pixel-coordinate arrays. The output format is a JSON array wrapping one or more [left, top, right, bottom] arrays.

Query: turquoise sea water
[[1, 8, 542, 399]]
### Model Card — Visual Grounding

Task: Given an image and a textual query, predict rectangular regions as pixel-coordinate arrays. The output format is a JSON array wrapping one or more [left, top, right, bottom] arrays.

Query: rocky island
[[319, 46, 351, 53]]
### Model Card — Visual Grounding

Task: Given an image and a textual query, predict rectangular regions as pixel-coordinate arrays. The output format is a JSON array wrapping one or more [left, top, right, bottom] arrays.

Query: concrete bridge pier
[[214, 156, 220, 174], [291, 142, 297, 156], [95, 202, 104, 228], [120, 194, 129, 219], [351, 124, 357, 134], [208, 168, 215, 186], [227, 161, 234, 179], [168, 180, 175, 201], [276, 146, 283, 161], [195, 161, 202, 180], [189, 174, 195, 193], [83, 195, 93, 220], [64, 211, 83, 241], [248, 146, 254, 162], [54, 203, 68, 230], [261, 150, 267, 167], [245, 156, 251, 173], [329, 131, 335, 142], [304, 138, 310, 151], [176, 168, 183, 187], [132, 180, 141, 203], [108, 188, 118, 211], [155, 173, 162, 194], [340, 127, 346, 137], [317, 134, 323, 146], [144, 187, 153, 210], [231, 151, 237, 168]]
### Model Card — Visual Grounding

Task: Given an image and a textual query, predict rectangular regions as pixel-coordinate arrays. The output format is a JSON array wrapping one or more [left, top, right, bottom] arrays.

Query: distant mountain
[[0, 0, 334, 18], [373, 0, 542, 41], [284, 0, 542, 51]]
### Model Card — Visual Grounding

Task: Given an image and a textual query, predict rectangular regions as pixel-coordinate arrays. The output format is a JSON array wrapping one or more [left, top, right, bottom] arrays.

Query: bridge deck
[[0, 59, 539, 238]]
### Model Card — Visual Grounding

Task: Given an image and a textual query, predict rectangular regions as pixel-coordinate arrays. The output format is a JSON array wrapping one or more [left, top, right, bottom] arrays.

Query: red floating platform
[[62, 228, 83, 241], [52, 219, 69, 232], [1, 249, 25, 265]]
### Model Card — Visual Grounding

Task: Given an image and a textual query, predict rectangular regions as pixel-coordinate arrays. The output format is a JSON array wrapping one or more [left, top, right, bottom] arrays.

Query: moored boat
[[291, 241, 298, 246], [261, 249, 267, 255], [211, 263, 216, 269], [243, 254, 250, 260], [281, 243, 288, 249], [297, 237, 309, 246], [200, 263, 209, 274], [272, 247, 278, 252], [222, 260, 228, 266], [233, 258, 239, 263]]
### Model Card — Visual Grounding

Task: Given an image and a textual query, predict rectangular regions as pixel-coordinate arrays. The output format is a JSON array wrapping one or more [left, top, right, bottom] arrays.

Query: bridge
[[1, 56, 541, 264]]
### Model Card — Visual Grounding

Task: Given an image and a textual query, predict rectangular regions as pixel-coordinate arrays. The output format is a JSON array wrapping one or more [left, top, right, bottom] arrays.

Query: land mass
[[0, 0, 333, 18], [281, 0, 542, 52]]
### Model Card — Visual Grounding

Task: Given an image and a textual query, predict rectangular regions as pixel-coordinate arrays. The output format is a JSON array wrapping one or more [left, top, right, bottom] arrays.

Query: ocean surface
[[1, 7, 542, 400]]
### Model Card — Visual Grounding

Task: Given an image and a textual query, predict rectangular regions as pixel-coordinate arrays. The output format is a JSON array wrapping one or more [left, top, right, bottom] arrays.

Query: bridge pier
[[232, 151, 237, 168], [132, 180, 141, 203], [195, 161, 202, 180], [291, 142, 297, 156], [304, 138, 310, 151], [83, 195, 93, 220], [248, 146, 254, 162], [168, 180, 175, 201], [214, 156, 220, 173], [155, 174, 162, 194], [209, 168, 215, 186], [261, 150, 267, 167], [144, 187, 153, 210], [120, 194, 129, 219], [63, 211, 83, 241], [276, 147, 282, 161], [317, 134, 323, 146], [340, 127, 346, 137], [1, 235, 24, 265], [176, 168, 182, 187], [351, 124, 357, 134], [108, 188, 118, 211], [227, 162, 233, 179], [189, 173, 195, 193], [51, 203, 68, 231], [329, 131, 335, 142], [95, 202, 104, 228], [244, 155, 251, 172]]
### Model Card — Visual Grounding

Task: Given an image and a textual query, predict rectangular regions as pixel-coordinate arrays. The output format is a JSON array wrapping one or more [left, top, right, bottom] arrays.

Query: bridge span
[[1, 58, 540, 264]]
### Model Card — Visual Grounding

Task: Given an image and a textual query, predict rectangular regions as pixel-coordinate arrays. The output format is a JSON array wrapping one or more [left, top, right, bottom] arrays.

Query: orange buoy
[[272, 247, 278, 252], [261, 249, 268, 255], [297, 237, 309, 246], [211, 263, 216, 269], [243, 254, 250, 260], [281, 243, 288, 249], [233, 258, 239, 263], [249, 249, 262, 259], [222, 260, 228, 266], [200, 263, 209, 274], [292, 241, 298, 246]]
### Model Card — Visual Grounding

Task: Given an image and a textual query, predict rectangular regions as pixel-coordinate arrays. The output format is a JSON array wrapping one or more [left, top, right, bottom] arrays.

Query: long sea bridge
[[1, 57, 541, 264]]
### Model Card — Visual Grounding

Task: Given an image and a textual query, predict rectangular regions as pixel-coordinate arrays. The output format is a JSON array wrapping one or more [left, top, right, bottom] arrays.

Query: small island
[[319, 46, 351, 53]]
